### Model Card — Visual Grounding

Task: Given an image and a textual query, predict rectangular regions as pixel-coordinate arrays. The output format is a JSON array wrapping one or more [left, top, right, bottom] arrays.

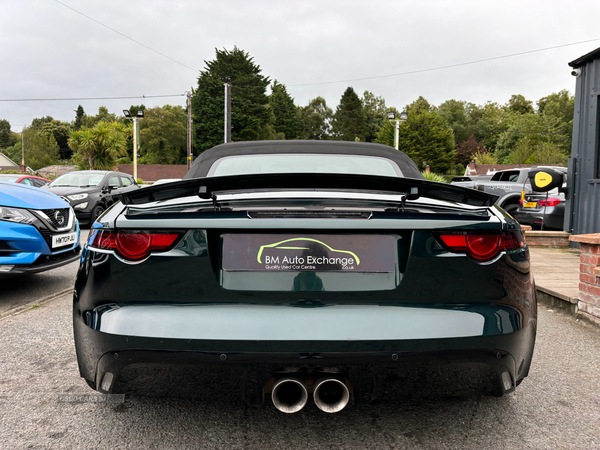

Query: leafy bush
[[421, 171, 447, 183]]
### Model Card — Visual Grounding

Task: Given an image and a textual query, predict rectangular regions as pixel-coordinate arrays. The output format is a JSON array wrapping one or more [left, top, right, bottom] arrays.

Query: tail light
[[436, 231, 525, 262], [538, 198, 561, 207], [89, 230, 183, 261]]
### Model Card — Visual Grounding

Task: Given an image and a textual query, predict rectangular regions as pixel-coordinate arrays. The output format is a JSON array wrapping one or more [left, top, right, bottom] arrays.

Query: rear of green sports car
[[73, 141, 536, 413]]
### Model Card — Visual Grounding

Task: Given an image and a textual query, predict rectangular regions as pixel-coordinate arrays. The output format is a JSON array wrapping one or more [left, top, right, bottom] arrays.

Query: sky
[[1, 0, 599, 132]]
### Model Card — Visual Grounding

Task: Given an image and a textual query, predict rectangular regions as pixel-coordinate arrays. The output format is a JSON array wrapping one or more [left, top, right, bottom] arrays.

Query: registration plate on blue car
[[52, 232, 77, 248]]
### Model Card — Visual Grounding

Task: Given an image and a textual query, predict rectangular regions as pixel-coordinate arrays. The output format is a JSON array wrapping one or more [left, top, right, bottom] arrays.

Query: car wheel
[[503, 203, 518, 216], [92, 205, 105, 222]]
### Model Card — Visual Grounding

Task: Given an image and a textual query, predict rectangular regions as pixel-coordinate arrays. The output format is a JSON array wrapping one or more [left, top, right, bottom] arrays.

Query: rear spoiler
[[119, 173, 498, 207]]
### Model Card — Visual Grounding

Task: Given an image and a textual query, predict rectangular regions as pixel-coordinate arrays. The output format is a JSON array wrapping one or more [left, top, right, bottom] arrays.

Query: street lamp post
[[387, 111, 408, 150], [123, 109, 144, 181]]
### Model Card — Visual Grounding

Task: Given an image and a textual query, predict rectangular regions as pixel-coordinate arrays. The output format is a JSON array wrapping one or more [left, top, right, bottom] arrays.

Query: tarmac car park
[[73, 140, 546, 414]]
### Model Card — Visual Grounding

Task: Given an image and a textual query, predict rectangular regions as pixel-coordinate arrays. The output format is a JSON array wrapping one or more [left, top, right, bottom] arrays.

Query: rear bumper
[[74, 307, 536, 403]]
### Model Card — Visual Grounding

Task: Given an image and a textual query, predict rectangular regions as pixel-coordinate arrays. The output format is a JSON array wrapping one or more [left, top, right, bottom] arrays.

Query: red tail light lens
[[437, 231, 524, 262], [537, 198, 561, 207], [90, 230, 182, 261]]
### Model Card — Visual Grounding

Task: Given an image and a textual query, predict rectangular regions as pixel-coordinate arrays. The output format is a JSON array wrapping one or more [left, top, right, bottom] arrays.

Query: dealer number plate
[[52, 232, 77, 248], [222, 234, 396, 273]]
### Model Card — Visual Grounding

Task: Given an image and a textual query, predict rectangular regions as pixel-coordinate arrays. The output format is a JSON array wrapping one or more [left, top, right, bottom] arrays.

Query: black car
[[74, 141, 538, 413], [44, 170, 138, 226], [514, 168, 568, 230]]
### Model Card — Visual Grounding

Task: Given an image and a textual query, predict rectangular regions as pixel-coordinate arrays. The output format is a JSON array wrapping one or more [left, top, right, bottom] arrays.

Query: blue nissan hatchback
[[0, 181, 81, 278]]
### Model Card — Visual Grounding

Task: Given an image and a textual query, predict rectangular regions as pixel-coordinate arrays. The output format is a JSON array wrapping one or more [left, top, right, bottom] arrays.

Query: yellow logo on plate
[[534, 172, 552, 188]]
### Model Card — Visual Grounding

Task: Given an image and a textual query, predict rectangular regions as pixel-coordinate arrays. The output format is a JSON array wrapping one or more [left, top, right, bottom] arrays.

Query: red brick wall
[[577, 243, 600, 325]]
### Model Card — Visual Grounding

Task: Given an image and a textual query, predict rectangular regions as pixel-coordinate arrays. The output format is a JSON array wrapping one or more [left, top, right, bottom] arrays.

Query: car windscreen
[[0, 175, 20, 182], [207, 154, 403, 177], [50, 173, 105, 187]]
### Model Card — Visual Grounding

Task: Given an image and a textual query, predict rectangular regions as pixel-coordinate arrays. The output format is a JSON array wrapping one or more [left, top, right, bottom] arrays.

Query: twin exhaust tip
[[271, 376, 350, 414]]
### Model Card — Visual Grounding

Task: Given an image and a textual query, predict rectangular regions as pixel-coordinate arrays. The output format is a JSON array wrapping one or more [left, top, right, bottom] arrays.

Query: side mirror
[[527, 169, 563, 193]]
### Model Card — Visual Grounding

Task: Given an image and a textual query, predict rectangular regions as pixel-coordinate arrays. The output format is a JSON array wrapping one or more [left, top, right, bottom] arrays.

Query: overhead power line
[[287, 38, 600, 87], [0, 94, 185, 102], [50, 0, 600, 89], [54, 0, 198, 72]]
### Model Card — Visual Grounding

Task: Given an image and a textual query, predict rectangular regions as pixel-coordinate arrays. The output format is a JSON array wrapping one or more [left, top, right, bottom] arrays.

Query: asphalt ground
[[0, 292, 599, 449]]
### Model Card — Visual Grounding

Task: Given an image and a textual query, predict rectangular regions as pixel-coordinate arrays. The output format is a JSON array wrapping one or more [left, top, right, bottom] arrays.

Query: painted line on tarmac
[[0, 288, 73, 321]]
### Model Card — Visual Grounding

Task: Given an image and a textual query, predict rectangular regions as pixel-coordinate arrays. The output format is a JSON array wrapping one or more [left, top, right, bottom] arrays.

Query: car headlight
[[74, 202, 88, 210], [68, 193, 88, 201], [0, 206, 36, 224]]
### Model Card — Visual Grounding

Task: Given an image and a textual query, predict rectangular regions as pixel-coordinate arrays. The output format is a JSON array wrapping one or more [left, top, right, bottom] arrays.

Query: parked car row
[[0, 169, 139, 278], [42, 170, 139, 226], [452, 167, 568, 230], [0, 173, 50, 187]]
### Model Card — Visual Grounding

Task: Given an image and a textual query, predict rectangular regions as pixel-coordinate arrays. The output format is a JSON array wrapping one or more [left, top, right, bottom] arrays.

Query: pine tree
[[269, 81, 301, 139], [192, 47, 271, 153], [331, 87, 366, 141], [74, 105, 85, 130]]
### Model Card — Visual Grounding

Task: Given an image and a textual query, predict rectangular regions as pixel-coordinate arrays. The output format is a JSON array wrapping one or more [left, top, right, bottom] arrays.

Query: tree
[[192, 47, 271, 153], [0, 119, 14, 149], [30, 116, 53, 129], [139, 105, 187, 164], [40, 120, 72, 150], [437, 99, 480, 146], [471, 101, 508, 153], [21, 126, 60, 170], [73, 105, 85, 130], [331, 87, 366, 141], [455, 134, 486, 165], [507, 94, 534, 115], [407, 96, 435, 114], [375, 108, 455, 173], [68, 121, 129, 170], [361, 91, 387, 143], [298, 96, 332, 140], [537, 90, 574, 154], [269, 81, 301, 140], [82, 106, 120, 128]]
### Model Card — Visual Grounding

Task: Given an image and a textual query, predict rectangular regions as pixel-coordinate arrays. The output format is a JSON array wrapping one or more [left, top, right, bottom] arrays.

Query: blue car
[[0, 181, 81, 278]]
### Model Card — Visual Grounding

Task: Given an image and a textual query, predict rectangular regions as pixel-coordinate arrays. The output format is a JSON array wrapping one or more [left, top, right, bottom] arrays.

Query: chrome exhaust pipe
[[313, 378, 350, 413], [271, 377, 308, 413]]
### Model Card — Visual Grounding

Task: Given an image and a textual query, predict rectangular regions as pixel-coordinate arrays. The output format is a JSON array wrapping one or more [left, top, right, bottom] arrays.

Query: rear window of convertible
[[207, 154, 403, 177]]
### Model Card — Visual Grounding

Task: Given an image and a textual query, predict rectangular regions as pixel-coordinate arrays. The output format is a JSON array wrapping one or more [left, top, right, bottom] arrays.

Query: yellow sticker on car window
[[534, 172, 552, 188]]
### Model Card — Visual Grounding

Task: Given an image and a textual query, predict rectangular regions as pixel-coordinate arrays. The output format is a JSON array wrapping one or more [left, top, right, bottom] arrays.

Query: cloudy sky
[[1, 0, 599, 132]]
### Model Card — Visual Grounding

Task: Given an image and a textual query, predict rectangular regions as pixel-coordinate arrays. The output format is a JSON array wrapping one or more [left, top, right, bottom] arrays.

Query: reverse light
[[89, 230, 183, 261], [537, 198, 561, 207], [436, 231, 524, 262]]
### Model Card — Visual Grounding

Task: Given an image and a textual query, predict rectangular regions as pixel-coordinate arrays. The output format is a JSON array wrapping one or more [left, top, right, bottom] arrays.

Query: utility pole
[[224, 82, 232, 143], [132, 117, 138, 181], [21, 129, 25, 171], [187, 91, 192, 170], [123, 109, 144, 181]]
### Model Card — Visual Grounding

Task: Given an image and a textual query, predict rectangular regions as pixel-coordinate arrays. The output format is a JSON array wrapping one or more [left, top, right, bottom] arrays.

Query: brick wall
[[570, 234, 600, 326], [524, 231, 571, 248]]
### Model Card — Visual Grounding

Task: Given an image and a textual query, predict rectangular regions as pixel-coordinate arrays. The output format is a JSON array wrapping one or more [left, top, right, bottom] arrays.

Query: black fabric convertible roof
[[184, 140, 424, 180]]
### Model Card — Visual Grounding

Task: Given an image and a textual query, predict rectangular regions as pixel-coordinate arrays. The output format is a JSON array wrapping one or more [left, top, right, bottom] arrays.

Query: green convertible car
[[74, 140, 537, 413]]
